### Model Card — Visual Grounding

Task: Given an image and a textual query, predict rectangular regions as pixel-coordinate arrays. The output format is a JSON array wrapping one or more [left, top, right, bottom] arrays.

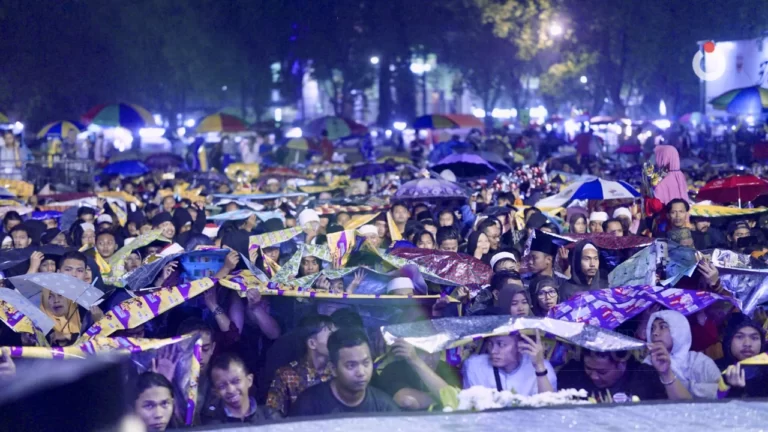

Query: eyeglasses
[[537, 289, 557, 298]]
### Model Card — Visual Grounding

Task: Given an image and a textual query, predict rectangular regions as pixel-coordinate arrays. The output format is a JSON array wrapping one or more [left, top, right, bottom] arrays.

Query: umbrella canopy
[[82, 103, 155, 129], [260, 167, 309, 179], [697, 175, 768, 204], [101, 160, 150, 177], [432, 153, 497, 178], [144, 152, 188, 172], [285, 137, 311, 151], [709, 86, 768, 115], [195, 113, 248, 133], [477, 151, 512, 171], [428, 140, 473, 164], [616, 144, 642, 154], [412, 114, 484, 130], [679, 112, 704, 124], [349, 163, 396, 179], [390, 248, 492, 286], [394, 178, 468, 201], [535, 177, 640, 208], [37, 120, 85, 139], [305, 116, 368, 140]]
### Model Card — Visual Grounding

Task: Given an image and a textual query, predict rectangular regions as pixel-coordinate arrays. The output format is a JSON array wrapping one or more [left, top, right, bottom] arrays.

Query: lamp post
[[410, 61, 431, 116]]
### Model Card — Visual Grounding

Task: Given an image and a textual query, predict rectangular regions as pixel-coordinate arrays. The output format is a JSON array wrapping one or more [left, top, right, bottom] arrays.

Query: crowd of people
[[0, 124, 767, 431]]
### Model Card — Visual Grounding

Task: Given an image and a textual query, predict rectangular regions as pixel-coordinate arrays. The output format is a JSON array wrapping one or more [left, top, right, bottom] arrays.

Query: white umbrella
[[536, 176, 640, 208]]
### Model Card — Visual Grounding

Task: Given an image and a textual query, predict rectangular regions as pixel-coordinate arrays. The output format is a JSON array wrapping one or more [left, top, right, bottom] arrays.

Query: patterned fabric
[[266, 358, 333, 416], [248, 227, 303, 251]]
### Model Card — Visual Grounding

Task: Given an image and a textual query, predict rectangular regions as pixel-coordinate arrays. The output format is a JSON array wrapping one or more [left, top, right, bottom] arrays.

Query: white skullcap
[[80, 222, 96, 232], [589, 212, 608, 222], [613, 207, 632, 219], [386, 277, 414, 293], [583, 243, 598, 252], [298, 208, 320, 227], [266, 178, 280, 185], [96, 214, 113, 224], [357, 225, 378, 237], [490, 252, 517, 269]]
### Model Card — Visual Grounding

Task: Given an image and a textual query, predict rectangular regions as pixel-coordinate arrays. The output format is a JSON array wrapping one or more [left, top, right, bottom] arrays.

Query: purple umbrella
[[393, 178, 468, 201], [431, 153, 497, 178], [349, 163, 396, 179], [144, 152, 188, 172]]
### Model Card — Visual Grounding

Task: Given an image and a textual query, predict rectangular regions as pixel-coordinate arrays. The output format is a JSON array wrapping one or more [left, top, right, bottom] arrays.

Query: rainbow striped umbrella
[[305, 116, 368, 140], [82, 103, 155, 129], [709, 86, 768, 115], [412, 114, 484, 130], [195, 113, 248, 133], [37, 120, 85, 139]]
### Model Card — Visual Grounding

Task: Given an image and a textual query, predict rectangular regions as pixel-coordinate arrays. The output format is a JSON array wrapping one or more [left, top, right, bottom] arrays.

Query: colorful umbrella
[[697, 175, 768, 204], [82, 103, 156, 129], [616, 144, 642, 154], [0, 112, 8, 124], [144, 152, 188, 172], [679, 112, 704, 124], [394, 178, 468, 201], [709, 86, 768, 115], [305, 116, 368, 140], [101, 160, 150, 177], [477, 151, 512, 171], [37, 121, 85, 139], [390, 248, 492, 286], [412, 114, 484, 130], [349, 163, 396, 179], [260, 167, 309, 179], [535, 177, 640, 208], [432, 153, 497, 178], [195, 113, 248, 133], [285, 138, 311, 151]]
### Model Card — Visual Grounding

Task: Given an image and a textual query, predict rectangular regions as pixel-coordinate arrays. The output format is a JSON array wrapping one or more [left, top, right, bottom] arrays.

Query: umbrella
[[709, 86, 768, 115], [0, 112, 8, 124], [101, 160, 150, 177], [394, 178, 468, 201], [349, 163, 396, 179], [697, 175, 768, 205], [285, 138, 311, 151], [477, 151, 512, 171], [616, 144, 642, 154], [389, 248, 492, 286], [260, 167, 309, 179], [144, 152, 188, 172], [432, 153, 497, 178], [9, 273, 103, 309], [0, 288, 55, 334], [36, 120, 85, 139], [535, 177, 640, 208], [305, 116, 368, 140], [679, 112, 704, 124], [412, 114, 484, 130], [82, 103, 156, 129], [427, 140, 473, 164], [195, 113, 248, 133]]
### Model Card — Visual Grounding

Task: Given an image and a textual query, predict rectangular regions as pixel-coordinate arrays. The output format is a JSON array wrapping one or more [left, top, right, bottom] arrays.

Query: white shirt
[[462, 354, 557, 396]]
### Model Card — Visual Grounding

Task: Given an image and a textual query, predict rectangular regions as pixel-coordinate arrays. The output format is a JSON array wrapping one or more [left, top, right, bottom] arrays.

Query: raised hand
[[724, 364, 746, 388]]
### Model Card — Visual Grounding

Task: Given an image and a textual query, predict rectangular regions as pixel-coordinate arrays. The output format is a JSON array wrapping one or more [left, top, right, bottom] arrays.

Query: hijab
[[653, 145, 689, 204], [466, 230, 491, 264], [529, 275, 559, 317], [40, 288, 81, 335]]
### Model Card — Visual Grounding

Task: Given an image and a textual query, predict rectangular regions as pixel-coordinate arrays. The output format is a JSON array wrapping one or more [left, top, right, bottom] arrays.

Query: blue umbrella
[[101, 160, 150, 177], [428, 140, 472, 164], [535, 177, 640, 208], [350, 163, 396, 179]]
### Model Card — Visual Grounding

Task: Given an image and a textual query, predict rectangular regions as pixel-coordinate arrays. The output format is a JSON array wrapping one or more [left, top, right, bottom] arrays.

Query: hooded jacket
[[642, 310, 720, 398], [715, 313, 768, 398], [558, 240, 606, 300]]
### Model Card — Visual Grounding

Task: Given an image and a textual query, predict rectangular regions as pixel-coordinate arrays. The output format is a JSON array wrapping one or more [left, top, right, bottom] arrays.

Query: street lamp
[[549, 22, 563, 37], [370, 56, 380, 65], [580, 75, 588, 84]]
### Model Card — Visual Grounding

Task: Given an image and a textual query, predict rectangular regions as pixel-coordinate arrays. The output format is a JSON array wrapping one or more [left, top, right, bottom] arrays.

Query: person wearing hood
[[643, 310, 719, 399], [529, 276, 559, 317], [718, 313, 768, 398], [559, 240, 605, 300]]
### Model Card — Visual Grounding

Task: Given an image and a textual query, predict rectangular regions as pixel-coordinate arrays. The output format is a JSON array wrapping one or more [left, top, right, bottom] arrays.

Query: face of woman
[[572, 217, 587, 234], [417, 233, 435, 249], [47, 292, 70, 317], [476, 233, 491, 255], [81, 230, 96, 246], [509, 293, 531, 317], [536, 285, 558, 311], [439, 212, 454, 227], [84, 266, 93, 284], [159, 222, 175, 240], [51, 232, 68, 247], [40, 259, 57, 273], [125, 253, 142, 272], [300, 257, 320, 275], [135, 386, 174, 432]]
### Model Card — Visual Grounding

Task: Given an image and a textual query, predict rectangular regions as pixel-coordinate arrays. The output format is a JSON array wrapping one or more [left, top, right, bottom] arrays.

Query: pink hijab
[[653, 145, 689, 204]]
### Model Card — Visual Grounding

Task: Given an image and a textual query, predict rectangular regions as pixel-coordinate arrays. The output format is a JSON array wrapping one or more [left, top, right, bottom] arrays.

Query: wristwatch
[[213, 306, 225, 316], [535, 369, 548, 377]]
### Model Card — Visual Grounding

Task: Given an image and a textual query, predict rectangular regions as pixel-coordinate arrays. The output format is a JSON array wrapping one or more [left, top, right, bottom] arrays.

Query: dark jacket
[[716, 313, 768, 398], [559, 240, 607, 300], [201, 396, 269, 425]]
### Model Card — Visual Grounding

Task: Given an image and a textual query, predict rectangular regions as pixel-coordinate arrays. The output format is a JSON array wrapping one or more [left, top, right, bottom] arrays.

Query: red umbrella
[[260, 167, 310, 179], [389, 248, 492, 286], [696, 175, 768, 205]]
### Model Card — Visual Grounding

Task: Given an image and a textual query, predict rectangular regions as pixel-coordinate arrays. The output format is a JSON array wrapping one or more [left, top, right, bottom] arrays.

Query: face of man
[[650, 318, 673, 352], [337, 213, 351, 227], [483, 224, 501, 250], [439, 212, 454, 227], [495, 258, 518, 273], [80, 213, 95, 224], [589, 221, 603, 233], [487, 335, 519, 370], [158, 221, 175, 240], [199, 331, 216, 370], [300, 256, 320, 275], [580, 248, 599, 279], [583, 354, 626, 389], [333, 343, 374, 394], [668, 203, 688, 228], [11, 231, 30, 248], [730, 326, 762, 361], [694, 220, 710, 233], [96, 234, 117, 258], [530, 251, 552, 273], [162, 197, 175, 212], [605, 221, 624, 237], [59, 258, 87, 281], [211, 362, 253, 412], [392, 206, 410, 224], [731, 227, 751, 244], [439, 239, 459, 253]]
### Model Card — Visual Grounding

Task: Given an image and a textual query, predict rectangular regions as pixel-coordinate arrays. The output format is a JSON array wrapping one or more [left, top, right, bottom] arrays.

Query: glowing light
[[153, 114, 162, 125], [12, 122, 23, 134], [221, 85, 228, 91], [747, 115, 756, 126], [385, 129, 393, 138], [549, 22, 563, 37], [624, 125, 632, 136], [370, 56, 380, 65], [652, 119, 671, 130], [472, 108, 486, 118], [113, 127, 134, 152], [184, 119, 196, 128], [139, 127, 166, 138], [529, 105, 548, 119], [393, 121, 407, 131], [176, 127, 186, 137], [491, 108, 517, 119], [285, 127, 302, 138], [274, 108, 282, 122], [580, 76, 588, 84], [410, 63, 424, 74], [370, 130, 378, 138], [659, 100, 667, 117]]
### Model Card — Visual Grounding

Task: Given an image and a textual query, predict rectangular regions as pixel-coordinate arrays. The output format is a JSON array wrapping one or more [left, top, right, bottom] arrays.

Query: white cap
[[80, 222, 96, 232], [357, 225, 378, 237], [266, 178, 280, 185], [440, 169, 457, 182], [96, 214, 113, 224], [298, 208, 320, 227], [589, 211, 608, 222], [490, 252, 517, 269], [387, 277, 414, 293], [613, 207, 632, 219]]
